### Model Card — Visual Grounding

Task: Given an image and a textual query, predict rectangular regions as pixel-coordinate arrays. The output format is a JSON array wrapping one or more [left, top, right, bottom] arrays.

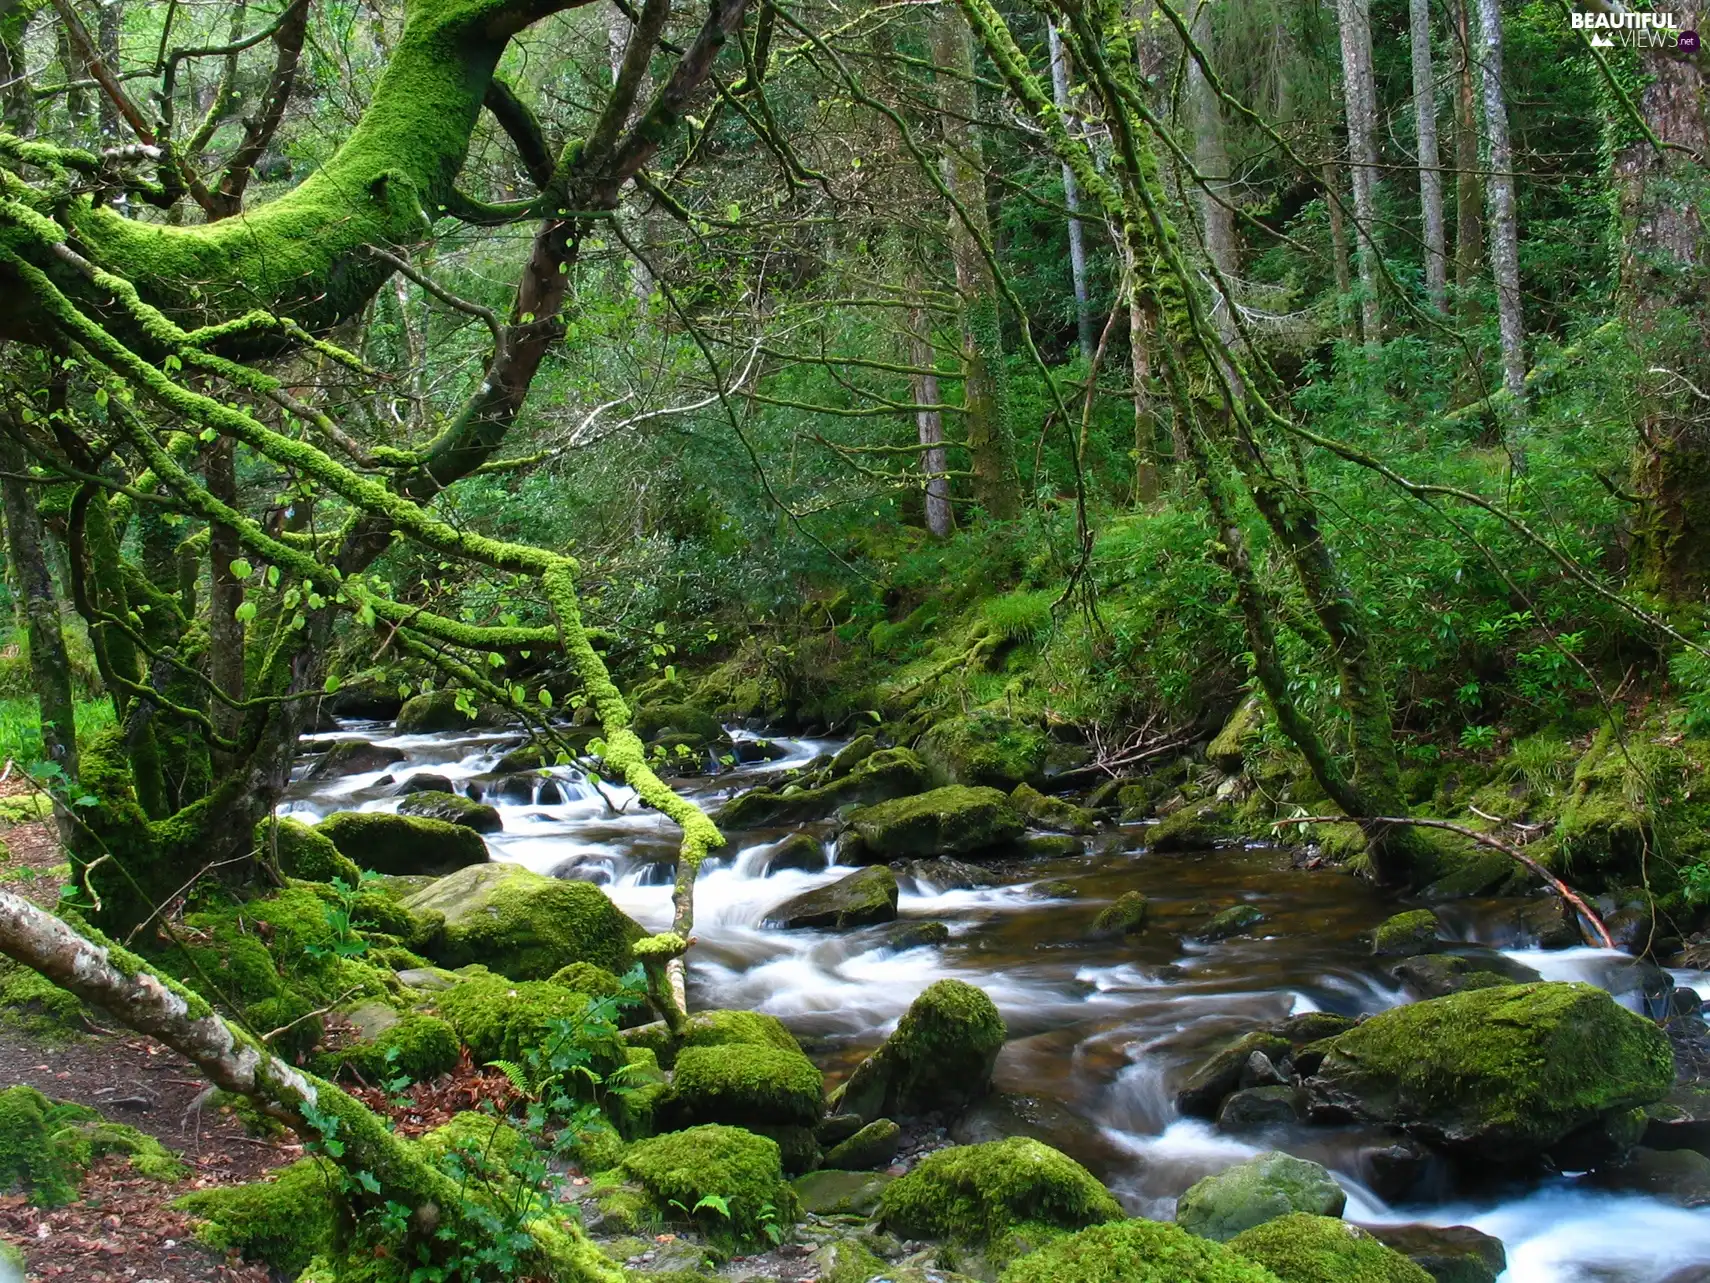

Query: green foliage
[[1225, 1215, 1432, 1283], [999, 1219, 1285, 1283], [618, 1124, 798, 1247], [0, 1085, 186, 1207]]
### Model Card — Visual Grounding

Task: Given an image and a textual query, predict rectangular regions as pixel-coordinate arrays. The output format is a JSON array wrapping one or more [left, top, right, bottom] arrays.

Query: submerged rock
[[1174, 1151, 1347, 1242], [302, 738, 405, 780], [837, 979, 1007, 1121], [318, 809, 488, 876], [1200, 904, 1267, 941], [762, 865, 899, 930], [1226, 1213, 1430, 1282], [1365, 1223, 1506, 1283], [893, 857, 1004, 891], [397, 790, 503, 833], [1306, 981, 1674, 1165], [403, 861, 642, 979], [871, 919, 952, 952], [836, 785, 1025, 864]]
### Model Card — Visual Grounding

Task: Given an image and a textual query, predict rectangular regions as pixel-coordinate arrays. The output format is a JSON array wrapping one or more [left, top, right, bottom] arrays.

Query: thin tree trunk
[[909, 316, 955, 536], [0, 431, 77, 780], [1450, 0, 1482, 302], [1476, 0, 1525, 407], [1323, 158, 1357, 341], [1188, 0, 1239, 351], [1336, 0, 1382, 348], [1129, 266, 1162, 497], [1410, 0, 1447, 311], [1048, 22, 1095, 360], [1, 6, 36, 137], [932, 4, 1020, 519], [205, 440, 245, 772]]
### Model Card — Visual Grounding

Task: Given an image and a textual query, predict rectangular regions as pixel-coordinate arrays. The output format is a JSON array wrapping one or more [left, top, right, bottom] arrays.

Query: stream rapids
[[283, 723, 1710, 1283]]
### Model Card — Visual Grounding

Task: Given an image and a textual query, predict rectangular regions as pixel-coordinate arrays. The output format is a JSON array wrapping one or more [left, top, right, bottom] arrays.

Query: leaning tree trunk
[[1336, 0, 1383, 348], [932, 3, 1021, 520], [1476, 0, 1526, 410], [1619, 10, 1709, 597], [1410, 0, 1448, 311], [1048, 21, 1096, 360]]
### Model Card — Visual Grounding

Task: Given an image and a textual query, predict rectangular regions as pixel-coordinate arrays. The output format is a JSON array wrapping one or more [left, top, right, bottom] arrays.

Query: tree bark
[[909, 318, 955, 536], [1410, 0, 1447, 311], [0, 1, 35, 137], [932, 3, 1021, 520], [1188, 0, 1239, 351], [1336, 0, 1383, 348], [205, 439, 245, 772], [1450, 0, 1483, 303], [1323, 158, 1357, 341], [1476, 0, 1525, 407], [1048, 22, 1096, 360]]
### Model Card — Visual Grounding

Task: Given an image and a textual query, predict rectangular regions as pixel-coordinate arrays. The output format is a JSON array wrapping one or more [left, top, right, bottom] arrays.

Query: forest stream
[[281, 721, 1710, 1283]]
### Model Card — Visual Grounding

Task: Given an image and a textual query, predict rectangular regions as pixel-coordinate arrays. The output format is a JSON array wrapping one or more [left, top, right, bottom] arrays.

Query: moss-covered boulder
[[624, 1008, 802, 1069], [403, 861, 642, 978], [1150, 802, 1235, 852], [1365, 1224, 1506, 1283], [714, 748, 932, 829], [1226, 1215, 1431, 1283], [435, 971, 613, 1063], [634, 702, 723, 744], [302, 738, 405, 780], [619, 1124, 798, 1246], [1175, 1152, 1346, 1243], [255, 817, 361, 884], [1175, 1031, 1306, 1119], [762, 865, 899, 930], [316, 1013, 461, 1083], [822, 1117, 901, 1170], [1306, 982, 1674, 1163], [837, 979, 1006, 1121], [837, 786, 1024, 864], [0, 1085, 187, 1207], [919, 713, 1051, 790], [1091, 891, 1149, 938], [1594, 1145, 1710, 1206], [0, 959, 89, 1039], [175, 1158, 337, 1276], [319, 810, 489, 876], [1000, 1219, 1285, 1283], [1201, 904, 1267, 941], [397, 790, 504, 834], [666, 1044, 825, 1128], [324, 667, 408, 720], [1011, 783, 1099, 835], [1371, 910, 1442, 957], [395, 689, 510, 734], [879, 1137, 1122, 1266], [1388, 954, 1521, 1000], [1208, 698, 1264, 774]]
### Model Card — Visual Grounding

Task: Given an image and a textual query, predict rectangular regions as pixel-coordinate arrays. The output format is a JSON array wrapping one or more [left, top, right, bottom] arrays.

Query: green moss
[[550, 961, 625, 998], [318, 810, 489, 877], [713, 748, 931, 828], [838, 786, 1024, 862], [918, 713, 1050, 789], [256, 817, 361, 885], [1311, 982, 1675, 1157], [0, 1086, 188, 1207], [415, 1111, 528, 1174], [0, 959, 87, 1039], [397, 791, 503, 833], [403, 862, 641, 979], [0, 1240, 22, 1274], [1226, 1215, 1432, 1283], [319, 1014, 461, 1083], [840, 979, 1007, 1120], [999, 1219, 1285, 1283], [1208, 698, 1265, 773], [395, 690, 506, 734], [1370, 910, 1440, 957], [668, 1045, 824, 1127], [624, 1009, 802, 1069], [983, 591, 1057, 643], [620, 1124, 797, 1247], [1174, 1152, 1347, 1242], [878, 1137, 1121, 1252], [434, 973, 607, 1063], [1150, 802, 1236, 852], [175, 1158, 340, 1276], [1091, 891, 1148, 937], [1011, 783, 1098, 835]]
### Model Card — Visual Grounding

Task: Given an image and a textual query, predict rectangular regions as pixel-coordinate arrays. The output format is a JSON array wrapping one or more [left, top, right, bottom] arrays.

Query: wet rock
[[402, 861, 642, 979], [1355, 1137, 1442, 1204], [324, 669, 406, 720], [1200, 904, 1266, 941], [917, 712, 1050, 791], [730, 736, 789, 765], [491, 744, 546, 774], [1269, 1012, 1358, 1045], [1364, 1223, 1506, 1283], [1149, 801, 1235, 852], [950, 1092, 1129, 1178], [1418, 851, 1514, 902], [835, 980, 1005, 1122], [761, 832, 828, 875], [1228, 1214, 1431, 1282], [836, 786, 1025, 864], [1509, 895, 1582, 949], [1010, 783, 1098, 835], [303, 739, 406, 780], [1216, 1086, 1304, 1132], [829, 734, 880, 778], [395, 690, 509, 734], [871, 920, 951, 952], [1372, 909, 1442, 956], [1643, 1081, 1710, 1153], [823, 1118, 901, 1170], [1090, 890, 1148, 938], [795, 1170, 894, 1216], [397, 790, 503, 834], [1028, 877, 1080, 898], [395, 772, 456, 796], [633, 702, 722, 744], [714, 748, 931, 828], [762, 866, 898, 930], [1240, 1051, 1289, 1088], [535, 778, 565, 805], [892, 858, 1002, 891], [1176, 1031, 1294, 1119], [1388, 954, 1516, 1000], [473, 771, 548, 805], [318, 809, 488, 876], [1022, 834, 1086, 860], [664, 1043, 824, 1129], [1174, 1151, 1347, 1242], [1306, 981, 1675, 1165], [1594, 1146, 1710, 1206]]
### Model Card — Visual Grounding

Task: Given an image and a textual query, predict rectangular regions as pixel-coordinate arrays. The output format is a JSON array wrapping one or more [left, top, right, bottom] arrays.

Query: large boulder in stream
[[713, 747, 931, 829], [394, 690, 510, 734], [1175, 1152, 1347, 1243], [836, 785, 1025, 864], [1000, 1220, 1283, 1283], [317, 810, 489, 875], [1305, 981, 1674, 1164], [762, 865, 898, 930], [402, 862, 642, 979], [918, 712, 1051, 790], [1226, 1214, 1432, 1283], [397, 790, 503, 834], [303, 738, 406, 780], [835, 979, 1006, 1121]]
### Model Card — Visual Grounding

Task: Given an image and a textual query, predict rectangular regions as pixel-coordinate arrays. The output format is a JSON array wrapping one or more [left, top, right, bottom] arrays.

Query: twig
[[259, 986, 361, 1043], [1271, 814, 1614, 949]]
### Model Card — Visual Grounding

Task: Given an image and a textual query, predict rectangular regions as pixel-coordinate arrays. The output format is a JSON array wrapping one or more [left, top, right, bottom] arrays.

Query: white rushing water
[[287, 723, 1710, 1282]]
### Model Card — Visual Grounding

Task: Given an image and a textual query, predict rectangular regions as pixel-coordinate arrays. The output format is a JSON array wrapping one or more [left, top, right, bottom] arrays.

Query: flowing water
[[283, 724, 1710, 1283]]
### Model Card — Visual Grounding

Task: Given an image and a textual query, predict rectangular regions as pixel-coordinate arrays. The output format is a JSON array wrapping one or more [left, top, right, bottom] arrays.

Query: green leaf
[[230, 559, 253, 580], [538, 689, 553, 709], [234, 601, 258, 624], [324, 675, 343, 694]]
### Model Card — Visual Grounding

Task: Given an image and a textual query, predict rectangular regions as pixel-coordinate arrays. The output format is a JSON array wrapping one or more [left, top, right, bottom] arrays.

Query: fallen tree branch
[[1270, 814, 1614, 949]]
